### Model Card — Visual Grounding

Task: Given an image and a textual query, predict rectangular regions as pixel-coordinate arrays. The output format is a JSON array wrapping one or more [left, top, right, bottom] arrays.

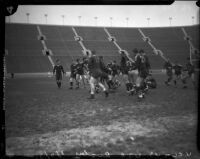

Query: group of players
[[163, 57, 195, 89], [53, 48, 196, 100], [53, 48, 158, 99]]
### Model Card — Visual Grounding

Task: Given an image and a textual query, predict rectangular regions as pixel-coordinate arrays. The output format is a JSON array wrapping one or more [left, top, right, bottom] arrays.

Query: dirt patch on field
[[6, 114, 196, 156]]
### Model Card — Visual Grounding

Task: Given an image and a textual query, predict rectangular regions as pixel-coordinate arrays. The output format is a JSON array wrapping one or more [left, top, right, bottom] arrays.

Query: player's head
[[139, 49, 144, 55], [56, 59, 60, 65]]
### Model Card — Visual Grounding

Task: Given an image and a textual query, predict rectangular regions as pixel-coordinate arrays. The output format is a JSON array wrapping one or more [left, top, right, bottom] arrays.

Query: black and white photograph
[[4, 1, 200, 157]]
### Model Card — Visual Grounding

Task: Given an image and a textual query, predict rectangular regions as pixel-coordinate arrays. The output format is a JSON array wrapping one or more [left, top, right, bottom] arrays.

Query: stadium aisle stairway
[[5, 24, 52, 73], [5, 23, 200, 73]]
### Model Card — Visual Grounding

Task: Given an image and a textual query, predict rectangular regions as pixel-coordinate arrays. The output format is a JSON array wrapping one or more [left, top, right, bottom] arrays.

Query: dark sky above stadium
[[6, 1, 199, 27]]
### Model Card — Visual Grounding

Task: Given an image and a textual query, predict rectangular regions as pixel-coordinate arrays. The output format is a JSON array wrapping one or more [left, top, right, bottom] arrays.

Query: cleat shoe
[[88, 94, 95, 99]]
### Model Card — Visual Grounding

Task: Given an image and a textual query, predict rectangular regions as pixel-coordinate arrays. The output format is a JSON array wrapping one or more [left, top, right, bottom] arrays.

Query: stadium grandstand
[[5, 23, 199, 74]]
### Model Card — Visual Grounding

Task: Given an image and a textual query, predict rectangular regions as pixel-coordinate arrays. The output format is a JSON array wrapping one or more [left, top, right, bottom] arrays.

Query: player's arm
[[61, 66, 65, 75], [53, 66, 56, 75]]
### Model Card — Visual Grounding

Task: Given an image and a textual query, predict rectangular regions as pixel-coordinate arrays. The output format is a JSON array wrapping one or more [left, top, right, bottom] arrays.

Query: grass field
[[4, 73, 200, 158]]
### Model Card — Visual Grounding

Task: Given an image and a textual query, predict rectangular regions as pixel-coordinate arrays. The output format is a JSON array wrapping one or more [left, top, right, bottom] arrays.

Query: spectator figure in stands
[[163, 58, 173, 86], [53, 59, 65, 88], [181, 58, 195, 89], [87, 50, 109, 99], [69, 59, 78, 89], [173, 61, 183, 87]]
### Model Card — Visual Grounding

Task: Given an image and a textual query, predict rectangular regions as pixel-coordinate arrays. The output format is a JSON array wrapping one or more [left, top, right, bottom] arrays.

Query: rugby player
[[87, 51, 109, 99], [163, 58, 173, 86], [76, 58, 86, 88], [53, 59, 65, 88], [69, 59, 77, 89], [120, 51, 131, 92], [181, 58, 195, 88], [173, 61, 183, 86]]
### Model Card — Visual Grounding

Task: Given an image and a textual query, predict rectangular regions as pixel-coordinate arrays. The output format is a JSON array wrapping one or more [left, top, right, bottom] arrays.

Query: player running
[[53, 59, 65, 88], [120, 51, 131, 92], [134, 49, 151, 99], [163, 58, 173, 86], [87, 51, 109, 99], [181, 58, 195, 88]]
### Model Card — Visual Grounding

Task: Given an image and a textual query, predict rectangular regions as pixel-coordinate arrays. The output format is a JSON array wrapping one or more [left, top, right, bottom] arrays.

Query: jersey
[[70, 64, 77, 78], [53, 65, 65, 80], [186, 62, 195, 75], [173, 64, 182, 75], [88, 55, 107, 79], [120, 55, 129, 74], [136, 55, 148, 78], [76, 62, 84, 75], [53, 65, 64, 75]]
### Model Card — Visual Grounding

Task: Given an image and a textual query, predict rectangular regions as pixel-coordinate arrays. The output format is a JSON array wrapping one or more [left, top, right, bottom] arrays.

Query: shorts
[[139, 70, 148, 79], [77, 70, 84, 76], [56, 74, 62, 80], [70, 73, 76, 79]]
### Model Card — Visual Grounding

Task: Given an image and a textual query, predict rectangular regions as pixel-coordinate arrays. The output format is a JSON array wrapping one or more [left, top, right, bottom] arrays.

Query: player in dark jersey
[[120, 52, 131, 92], [163, 59, 173, 86], [181, 58, 195, 88], [173, 61, 183, 86], [75, 58, 86, 88], [88, 51, 109, 99], [53, 59, 65, 88], [69, 59, 77, 89], [134, 49, 150, 99]]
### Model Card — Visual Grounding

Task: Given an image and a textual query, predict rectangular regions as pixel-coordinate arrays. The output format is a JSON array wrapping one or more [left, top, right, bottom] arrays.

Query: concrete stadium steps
[[5, 56, 52, 73], [5, 24, 39, 40], [103, 56, 121, 64], [184, 25, 200, 49], [107, 28, 144, 42], [39, 25, 75, 40], [117, 41, 152, 54], [142, 27, 190, 64], [74, 27, 108, 41], [5, 49, 44, 56], [45, 40, 83, 56], [5, 40, 43, 56], [82, 41, 118, 53]]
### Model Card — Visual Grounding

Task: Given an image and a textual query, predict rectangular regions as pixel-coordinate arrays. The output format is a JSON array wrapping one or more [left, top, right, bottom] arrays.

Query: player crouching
[[53, 59, 65, 88]]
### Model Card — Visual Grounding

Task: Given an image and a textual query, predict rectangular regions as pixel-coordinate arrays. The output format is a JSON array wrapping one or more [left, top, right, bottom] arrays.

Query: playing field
[[4, 73, 199, 157]]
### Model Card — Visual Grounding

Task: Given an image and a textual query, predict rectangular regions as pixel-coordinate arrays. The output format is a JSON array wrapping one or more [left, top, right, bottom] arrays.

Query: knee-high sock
[[98, 82, 106, 91], [89, 76, 95, 94]]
